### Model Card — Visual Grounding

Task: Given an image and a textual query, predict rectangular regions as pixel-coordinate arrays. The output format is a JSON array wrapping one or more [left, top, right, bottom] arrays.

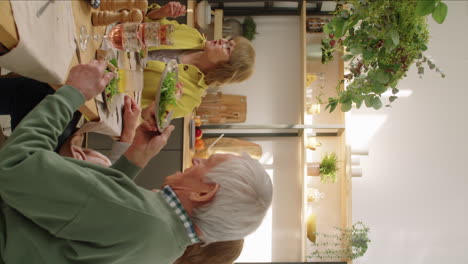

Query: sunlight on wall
[[346, 89, 412, 153], [345, 114, 388, 151], [236, 168, 274, 262], [381, 89, 413, 97]]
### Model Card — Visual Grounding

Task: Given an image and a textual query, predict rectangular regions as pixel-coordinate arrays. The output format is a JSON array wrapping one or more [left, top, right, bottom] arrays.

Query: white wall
[[219, 16, 304, 262], [221, 16, 302, 124], [349, 2, 468, 263]]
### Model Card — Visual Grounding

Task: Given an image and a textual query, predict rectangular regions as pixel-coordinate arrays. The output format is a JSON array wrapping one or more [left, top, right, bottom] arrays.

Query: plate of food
[[102, 58, 120, 111], [154, 59, 179, 131]]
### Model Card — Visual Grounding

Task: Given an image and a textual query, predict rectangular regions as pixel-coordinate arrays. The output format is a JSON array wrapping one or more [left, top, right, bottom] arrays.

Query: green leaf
[[333, 17, 346, 38], [421, 44, 428, 51], [340, 10, 350, 19], [372, 97, 383, 110], [350, 46, 363, 55], [432, 2, 448, 24], [339, 95, 352, 104], [355, 98, 363, 109], [376, 70, 390, 84], [109, 58, 118, 67], [363, 49, 374, 60], [392, 88, 399, 94], [365, 95, 374, 108], [389, 96, 398, 102], [372, 82, 387, 94], [389, 28, 400, 46], [418, 66, 425, 75], [342, 54, 354, 61], [415, 0, 436, 16], [329, 102, 338, 113], [348, 18, 359, 29], [323, 23, 332, 34], [352, 95, 362, 103], [384, 39, 396, 52], [341, 101, 352, 112], [353, 96, 364, 109]]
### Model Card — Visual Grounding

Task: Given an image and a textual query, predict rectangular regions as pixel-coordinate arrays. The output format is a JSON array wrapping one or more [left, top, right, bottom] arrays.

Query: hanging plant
[[320, 0, 448, 112]]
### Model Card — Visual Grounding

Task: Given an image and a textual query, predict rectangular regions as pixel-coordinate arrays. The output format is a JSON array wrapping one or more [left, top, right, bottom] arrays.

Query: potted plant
[[319, 0, 448, 112], [307, 152, 338, 183], [223, 16, 258, 41], [308, 221, 371, 261], [242, 16, 258, 41]]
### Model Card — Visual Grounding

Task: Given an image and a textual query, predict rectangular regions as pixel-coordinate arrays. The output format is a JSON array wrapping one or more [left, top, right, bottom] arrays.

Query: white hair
[[192, 153, 273, 244]]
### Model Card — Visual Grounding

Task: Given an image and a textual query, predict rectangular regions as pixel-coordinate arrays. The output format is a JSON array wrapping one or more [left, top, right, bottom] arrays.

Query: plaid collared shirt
[[160, 186, 201, 244]]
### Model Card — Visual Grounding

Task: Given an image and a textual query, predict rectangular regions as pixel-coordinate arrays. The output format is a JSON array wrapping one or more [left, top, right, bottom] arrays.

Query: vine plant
[[320, 0, 448, 112]]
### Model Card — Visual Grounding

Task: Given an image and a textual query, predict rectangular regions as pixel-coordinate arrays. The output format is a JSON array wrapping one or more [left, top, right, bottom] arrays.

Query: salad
[[104, 58, 120, 103], [157, 71, 177, 129]]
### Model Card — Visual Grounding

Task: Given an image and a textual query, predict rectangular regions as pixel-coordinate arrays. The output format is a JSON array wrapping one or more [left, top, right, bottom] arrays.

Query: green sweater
[[0, 86, 191, 264]]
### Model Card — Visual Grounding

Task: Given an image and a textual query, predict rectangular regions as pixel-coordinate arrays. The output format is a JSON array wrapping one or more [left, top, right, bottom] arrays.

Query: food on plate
[[104, 58, 120, 103], [157, 71, 178, 129]]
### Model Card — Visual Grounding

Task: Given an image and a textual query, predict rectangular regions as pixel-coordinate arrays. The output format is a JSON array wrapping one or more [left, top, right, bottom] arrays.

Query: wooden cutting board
[[196, 92, 246, 124], [194, 137, 262, 159]]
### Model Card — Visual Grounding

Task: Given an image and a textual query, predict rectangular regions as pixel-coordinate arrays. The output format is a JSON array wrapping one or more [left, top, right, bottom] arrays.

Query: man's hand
[[147, 1, 186, 20], [124, 122, 175, 168], [120, 95, 141, 143], [65, 60, 114, 101]]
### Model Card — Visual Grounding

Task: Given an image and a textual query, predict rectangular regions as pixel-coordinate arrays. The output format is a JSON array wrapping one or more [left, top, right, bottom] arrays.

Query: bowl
[[196, 1, 211, 30]]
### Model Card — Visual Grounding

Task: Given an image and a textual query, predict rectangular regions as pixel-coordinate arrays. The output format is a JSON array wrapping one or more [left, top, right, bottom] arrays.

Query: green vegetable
[[105, 74, 119, 100], [104, 69, 119, 103], [109, 58, 118, 67], [158, 71, 177, 128]]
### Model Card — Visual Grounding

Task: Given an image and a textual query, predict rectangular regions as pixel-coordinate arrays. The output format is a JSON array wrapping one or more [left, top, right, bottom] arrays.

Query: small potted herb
[[307, 152, 339, 183], [242, 16, 258, 41]]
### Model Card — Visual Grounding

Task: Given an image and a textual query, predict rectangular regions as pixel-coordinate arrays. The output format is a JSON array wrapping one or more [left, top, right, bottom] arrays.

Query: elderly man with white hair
[[0, 60, 272, 264]]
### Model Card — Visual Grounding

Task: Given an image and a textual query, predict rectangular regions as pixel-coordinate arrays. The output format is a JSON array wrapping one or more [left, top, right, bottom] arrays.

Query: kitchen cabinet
[[87, 118, 185, 190]]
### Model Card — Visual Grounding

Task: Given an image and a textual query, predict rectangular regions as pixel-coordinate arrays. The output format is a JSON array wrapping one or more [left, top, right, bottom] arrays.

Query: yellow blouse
[[142, 4, 208, 118]]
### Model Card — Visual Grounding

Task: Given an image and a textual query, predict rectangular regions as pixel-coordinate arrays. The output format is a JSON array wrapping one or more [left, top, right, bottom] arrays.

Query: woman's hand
[[147, 2, 186, 20], [120, 95, 141, 143], [141, 100, 157, 128], [124, 123, 175, 168]]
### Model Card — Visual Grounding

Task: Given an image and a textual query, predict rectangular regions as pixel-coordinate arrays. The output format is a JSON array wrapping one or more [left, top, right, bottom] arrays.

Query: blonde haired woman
[[174, 239, 244, 264], [142, 2, 256, 119]]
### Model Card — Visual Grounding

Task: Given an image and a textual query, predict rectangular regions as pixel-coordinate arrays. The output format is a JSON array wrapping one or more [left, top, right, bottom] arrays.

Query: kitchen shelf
[[301, 1, 352, 263]]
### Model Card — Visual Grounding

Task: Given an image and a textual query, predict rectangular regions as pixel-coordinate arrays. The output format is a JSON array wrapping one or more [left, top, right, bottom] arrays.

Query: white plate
[[154, 59, 178, 131], [196, 1, 211, 30]]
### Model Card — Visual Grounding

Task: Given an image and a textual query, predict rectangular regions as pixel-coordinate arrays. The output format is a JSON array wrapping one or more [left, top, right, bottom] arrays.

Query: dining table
[[0, 0, 144, 135], [0, 0, 221, 170]]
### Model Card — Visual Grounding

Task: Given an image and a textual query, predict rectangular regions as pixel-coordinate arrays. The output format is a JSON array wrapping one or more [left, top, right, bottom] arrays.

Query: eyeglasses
[[221, 38, 234, 52]]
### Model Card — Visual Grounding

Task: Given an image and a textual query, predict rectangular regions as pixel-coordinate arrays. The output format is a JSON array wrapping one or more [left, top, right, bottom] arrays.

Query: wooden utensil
[[194, 137, 262, 159], [92, 9, 143, 26]]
